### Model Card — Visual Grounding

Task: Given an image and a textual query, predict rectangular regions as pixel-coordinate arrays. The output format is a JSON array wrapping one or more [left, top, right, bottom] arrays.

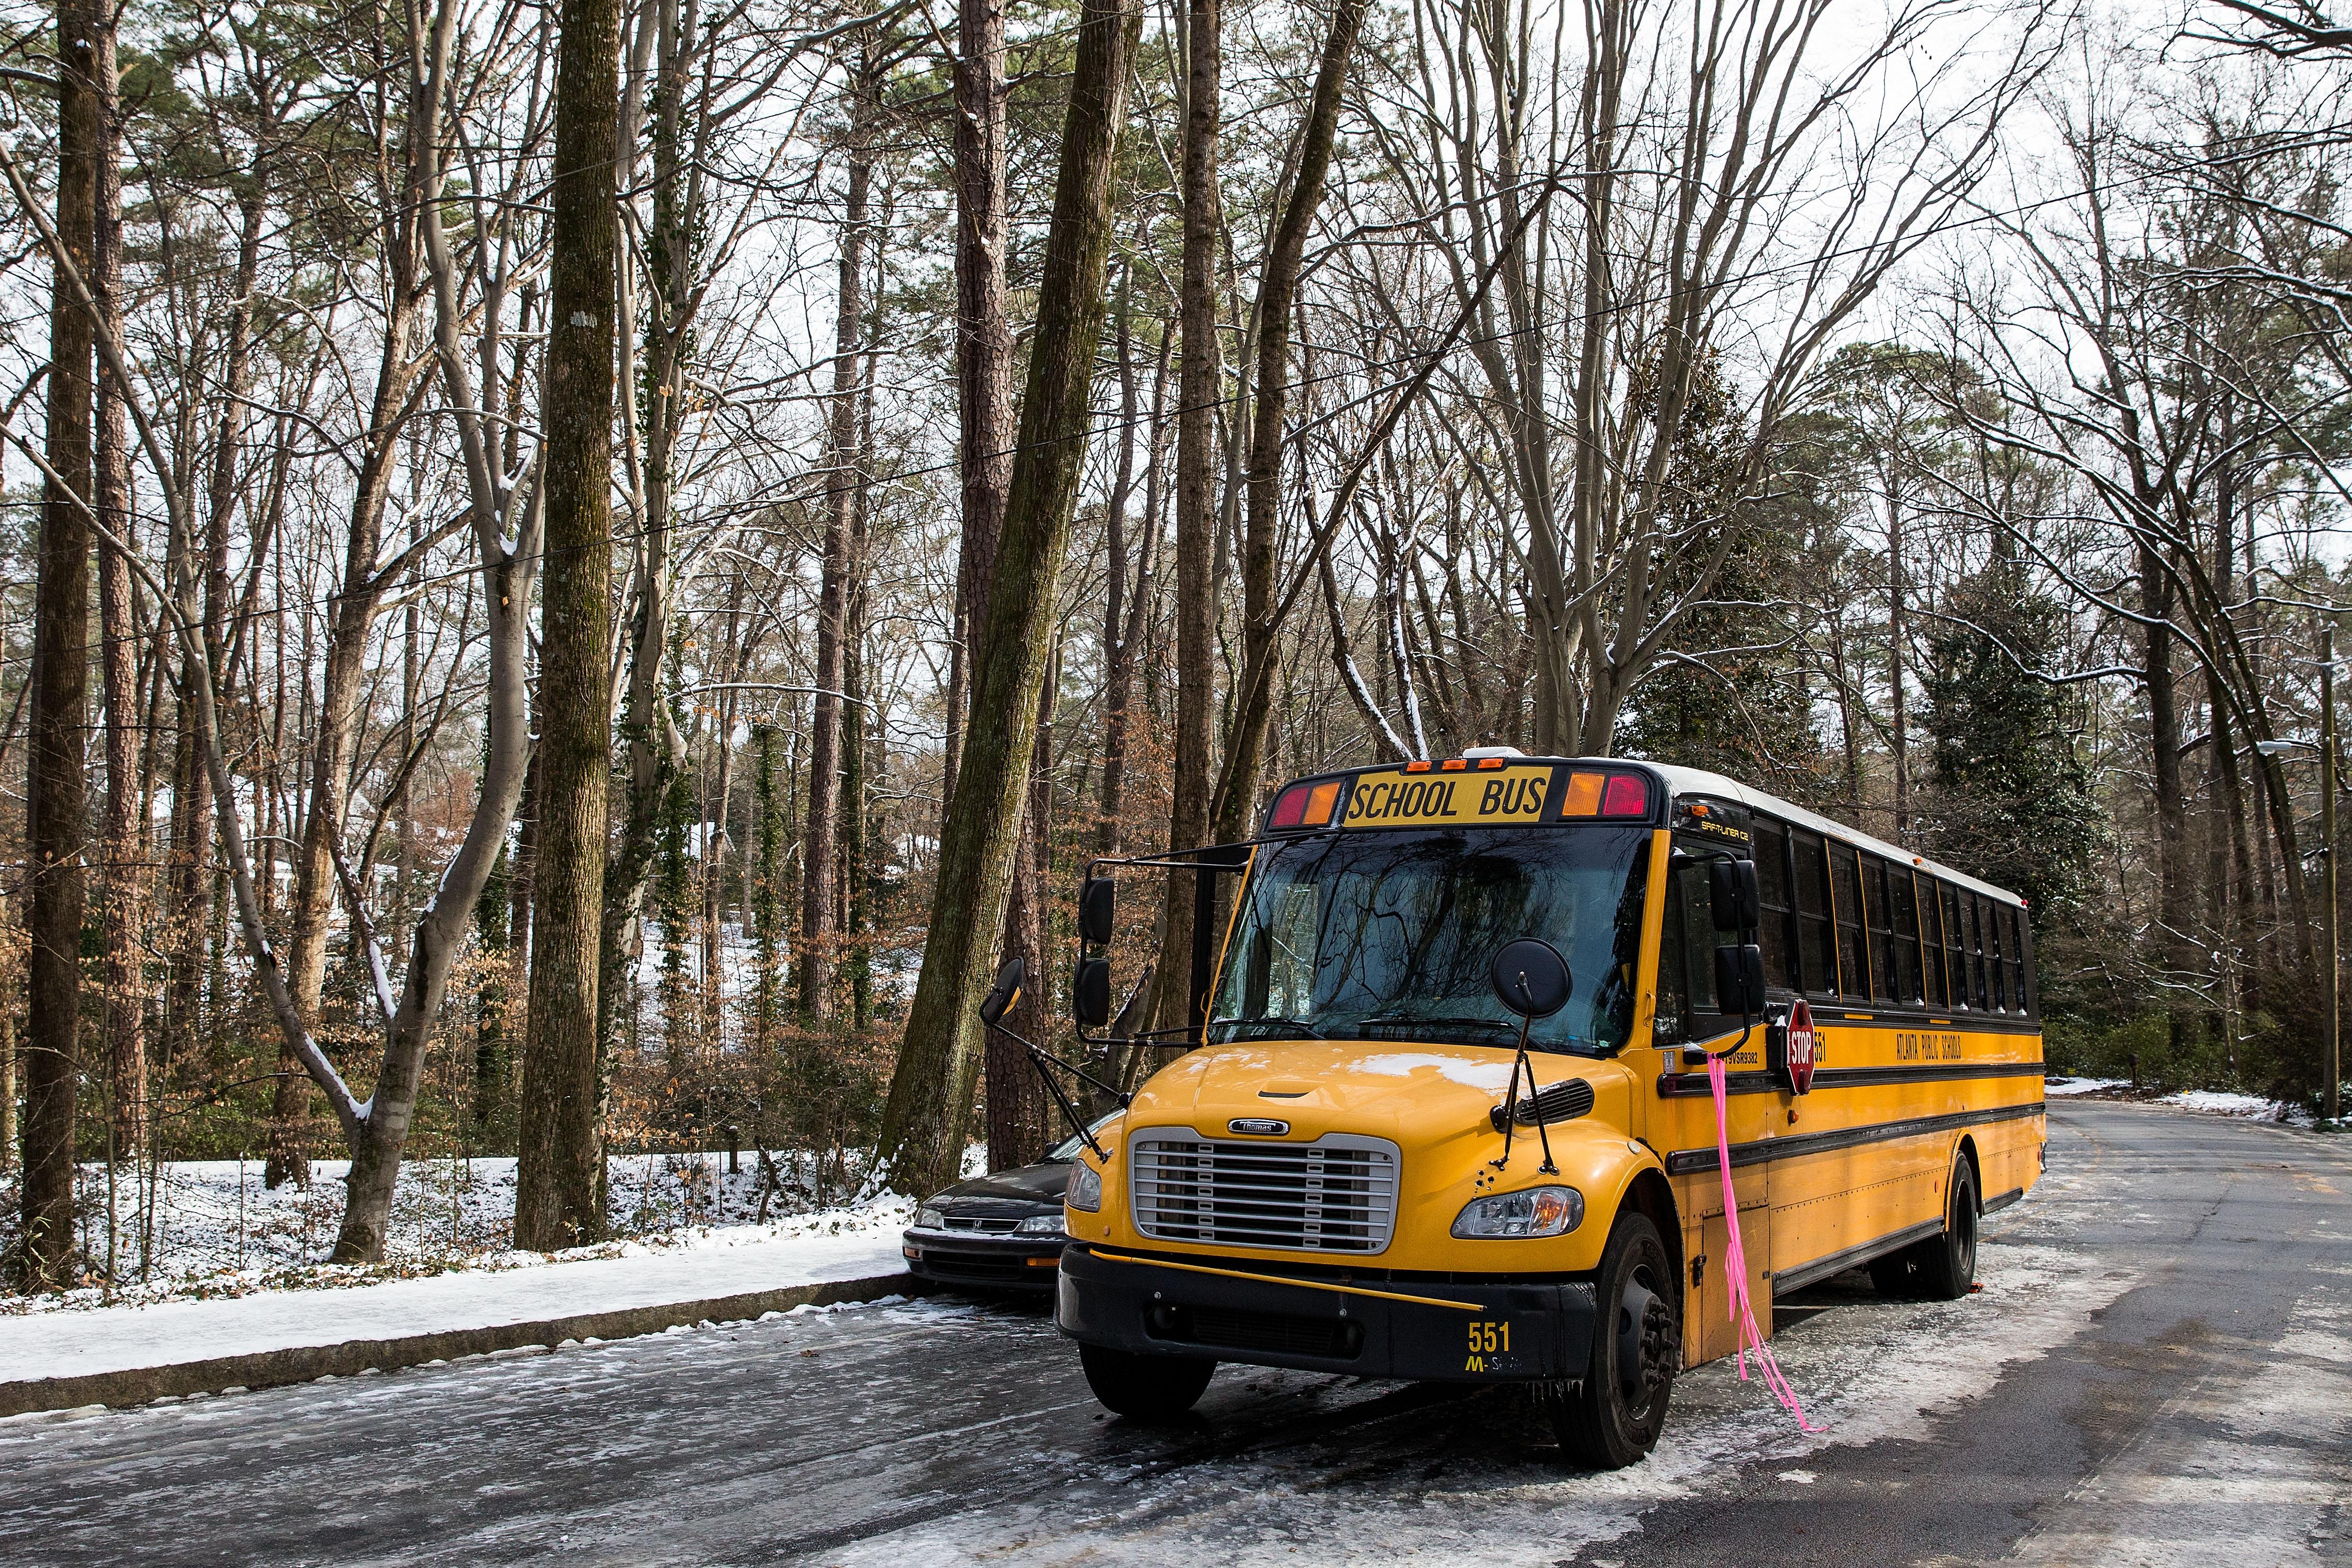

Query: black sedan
[[901, 1121, 1111, 1293]]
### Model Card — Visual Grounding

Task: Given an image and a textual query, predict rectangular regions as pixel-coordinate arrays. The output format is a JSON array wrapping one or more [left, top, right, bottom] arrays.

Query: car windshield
[[1046, 1113, 1122, 1163], [1208, 826, 1651, 1054]]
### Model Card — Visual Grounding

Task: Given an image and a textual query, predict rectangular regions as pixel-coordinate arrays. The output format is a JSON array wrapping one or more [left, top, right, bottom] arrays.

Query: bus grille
[[1128, 1131, 1400, 1254]]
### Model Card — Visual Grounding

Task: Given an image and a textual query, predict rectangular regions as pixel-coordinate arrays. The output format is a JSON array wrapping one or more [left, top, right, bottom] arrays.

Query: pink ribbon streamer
[[1707, 1053, 1818, 1432]]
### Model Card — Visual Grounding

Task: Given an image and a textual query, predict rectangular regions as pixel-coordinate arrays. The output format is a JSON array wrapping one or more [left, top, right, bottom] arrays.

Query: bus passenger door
[[1661, 849, 1775, 1365]]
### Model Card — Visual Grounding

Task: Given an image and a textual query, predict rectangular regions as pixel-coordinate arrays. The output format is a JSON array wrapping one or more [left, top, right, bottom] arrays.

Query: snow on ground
[[0, 1217, 910, 1385], [823, 1232, 2142, 1566], [2, 1143, 982, 1318], [2042, 1076, 2127, 1096], [2158, 1089, 2315, 1126]]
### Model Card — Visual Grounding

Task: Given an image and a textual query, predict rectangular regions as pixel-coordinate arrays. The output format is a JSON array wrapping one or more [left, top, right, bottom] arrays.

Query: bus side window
[[1675, 859, 1726, 1015], [2010, 907, 2034, 1017], [1753, 819, 1795, 991], [1655, 875, 1691, 1045], [1941, 883, 1971, 1010], [1986, 897, 2009, 1010], [1968, 894, 1992, 1009], [1890, 868, 1922, 1004], [1829, 843, 1868, 1000], [1920, 874, 1947, 1009], [1793, 829, 1832, 997], [1863, 857, 1896, 1003]]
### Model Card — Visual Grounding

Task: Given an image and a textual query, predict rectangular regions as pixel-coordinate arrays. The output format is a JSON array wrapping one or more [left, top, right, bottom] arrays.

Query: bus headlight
[[1066, 1161, 1103, 1212], [1451, 1186, 1583, 1239]]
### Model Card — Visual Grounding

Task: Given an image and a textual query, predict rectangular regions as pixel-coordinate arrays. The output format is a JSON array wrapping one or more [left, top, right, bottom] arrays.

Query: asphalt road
[[2, 1099, 2346, 1567]]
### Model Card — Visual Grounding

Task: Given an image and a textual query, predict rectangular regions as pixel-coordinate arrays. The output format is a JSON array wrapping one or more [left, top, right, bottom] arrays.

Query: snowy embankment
[[2043, 1076, 2318, 1125], [0, 1147, 985, 1412], [0, 1210, 909, 1391]]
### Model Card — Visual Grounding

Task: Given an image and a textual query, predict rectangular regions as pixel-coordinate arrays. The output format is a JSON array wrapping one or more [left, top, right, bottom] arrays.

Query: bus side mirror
[[1714, 943, 1766, 1016], [980, 957, 1026, 1028], [1073, 957, 1112, 1030], [1491, 938, 1572, 1018], [1709, 859, 1759, 932], [1078, 875, 1115, 945]]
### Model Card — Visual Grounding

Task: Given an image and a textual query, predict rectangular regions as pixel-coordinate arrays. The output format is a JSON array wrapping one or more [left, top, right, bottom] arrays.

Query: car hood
[[925, 1161, 1073, 1207]]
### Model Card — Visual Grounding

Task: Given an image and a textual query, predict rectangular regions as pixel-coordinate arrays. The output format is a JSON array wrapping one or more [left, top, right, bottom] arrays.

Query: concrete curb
[[0, 1270, 920, 1418]]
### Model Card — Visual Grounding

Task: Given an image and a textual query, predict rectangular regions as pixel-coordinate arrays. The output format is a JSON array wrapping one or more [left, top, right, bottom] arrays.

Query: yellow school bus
[[1052, 751, 2044, 1467]]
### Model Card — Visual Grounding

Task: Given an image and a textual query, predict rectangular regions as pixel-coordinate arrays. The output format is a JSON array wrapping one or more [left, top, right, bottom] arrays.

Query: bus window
[[1889, 867, 1922, 1003], [1863, 857, 1896, 1002], [1968, 895, 1991, 1008], [1753, 818, 1795, 990], [1941, 883, 1970, 1009], [1265, 882, 1320, 1019], [1675, 859, 1725, 1014], [1989, 896, 2012, 1009], [1655, 875, 1690, 1045], [1793, 829, 1832, 996], [2009, 907, 2034, 1017], [1920, 875, 1947, 1008], [1830, 842, 1869, 1000]]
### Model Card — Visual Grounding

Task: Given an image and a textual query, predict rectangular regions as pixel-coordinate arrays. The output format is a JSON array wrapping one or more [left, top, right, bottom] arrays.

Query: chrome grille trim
[[1129, 1130, 1400, 1254]]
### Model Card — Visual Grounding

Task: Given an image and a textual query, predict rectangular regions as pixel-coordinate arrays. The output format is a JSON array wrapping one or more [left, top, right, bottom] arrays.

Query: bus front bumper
[[1054, 1244, 1597, 1382]]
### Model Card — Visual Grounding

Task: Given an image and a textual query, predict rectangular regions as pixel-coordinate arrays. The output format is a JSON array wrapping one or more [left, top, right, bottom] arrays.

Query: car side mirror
[[1713, 943, 1766, 1016], [1709, 858, 1759, 933], [1078, 875, 1115, 945], [980, 957, 1025, 1029], [1073, 956, 1112, 1030], [1490, 938, 1572, 1018]]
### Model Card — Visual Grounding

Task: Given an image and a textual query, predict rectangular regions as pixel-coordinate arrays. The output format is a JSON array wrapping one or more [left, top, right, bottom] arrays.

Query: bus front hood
[[1132, 1038, 1542, 1146]]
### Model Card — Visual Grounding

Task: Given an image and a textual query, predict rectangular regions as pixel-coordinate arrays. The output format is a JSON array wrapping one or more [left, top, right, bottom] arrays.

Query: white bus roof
[[1643, 761, 2027, 909]]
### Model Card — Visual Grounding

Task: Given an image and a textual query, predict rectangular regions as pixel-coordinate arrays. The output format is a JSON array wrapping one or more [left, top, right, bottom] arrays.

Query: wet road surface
[[2, 1099, 2346, 1566]]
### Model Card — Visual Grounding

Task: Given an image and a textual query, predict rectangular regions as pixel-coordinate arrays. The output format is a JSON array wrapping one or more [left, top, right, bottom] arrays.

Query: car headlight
[[1066, 1161, 1103, 1212], [915, 1206, 945, 1229], [1451, 1185, 1582, 1239], [1015, 1214, 1063, 1235]]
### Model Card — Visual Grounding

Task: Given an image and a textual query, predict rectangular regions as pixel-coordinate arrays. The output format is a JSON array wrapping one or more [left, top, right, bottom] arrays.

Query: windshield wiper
[[1357, 1014, 1519, 1040], [1215, 1017, 1322, 1039]]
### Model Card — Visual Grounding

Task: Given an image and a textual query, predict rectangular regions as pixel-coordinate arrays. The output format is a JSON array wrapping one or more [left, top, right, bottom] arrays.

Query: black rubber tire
[[1912, 1150, 1979, 1300], [1543, 1211, 1678, 1470], [1078, 1343, 1216, 1422], [1869, 1151, 1979, 1301]]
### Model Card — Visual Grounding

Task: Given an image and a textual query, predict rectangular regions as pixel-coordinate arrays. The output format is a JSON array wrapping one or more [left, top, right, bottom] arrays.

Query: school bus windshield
[[1208, 826, 1652, 1054]]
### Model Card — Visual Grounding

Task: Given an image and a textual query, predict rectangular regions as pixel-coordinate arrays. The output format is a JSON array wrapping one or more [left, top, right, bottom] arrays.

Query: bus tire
[[1078, 1344, 1215, 1422], [1543, 1211, 1677, 1470], [1868, 1153, 1979, 1301], [1912, 1150, 1979, 1300]]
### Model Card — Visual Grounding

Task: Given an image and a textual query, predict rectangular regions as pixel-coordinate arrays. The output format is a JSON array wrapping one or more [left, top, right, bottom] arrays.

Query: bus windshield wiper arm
[[1218, 1017, 1322, 1038], [1360, 1014, 1514, 1032]]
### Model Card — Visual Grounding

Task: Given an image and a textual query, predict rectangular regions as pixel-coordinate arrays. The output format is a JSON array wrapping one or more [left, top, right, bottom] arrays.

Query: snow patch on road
[[2043, 1077, 2127, 1096]]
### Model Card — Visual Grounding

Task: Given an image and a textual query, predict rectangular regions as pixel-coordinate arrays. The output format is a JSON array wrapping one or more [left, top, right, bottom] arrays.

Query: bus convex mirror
[[1709, 858, 1759, 932], [1714, 943, 1766, 1016], [1073, 957, 1112, 1030], [1491, 938, 1572, 1018], [1078, 875, 1115, 945], [980, 957, 1026, 1028]]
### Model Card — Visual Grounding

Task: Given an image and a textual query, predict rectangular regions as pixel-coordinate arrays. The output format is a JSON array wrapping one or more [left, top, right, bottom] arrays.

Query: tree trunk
[[1207, 0, 1369, 846], [2141, 539, 2190, 1055], [21, 0, 100, 1288], [516, 0, 623, 1250], [876, 0, 1141, 1195], [1153, 0, 1222, 1037], [93, 13, 145, 1169], [803, 53, 874, 1023], [945, 0, 1013, 809]]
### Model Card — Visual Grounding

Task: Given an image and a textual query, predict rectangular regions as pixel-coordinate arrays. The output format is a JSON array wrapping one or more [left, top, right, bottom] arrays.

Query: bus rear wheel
[[1543, 1211, 1677, 1470], [1870, 1151, 1979, 1301], [1078, 1344, 1215, 1422]]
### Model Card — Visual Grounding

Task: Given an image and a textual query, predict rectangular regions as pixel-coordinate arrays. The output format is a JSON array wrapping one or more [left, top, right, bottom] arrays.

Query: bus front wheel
[[1543, 1211, 1677, 1470], [1078, 1344, 1215, 1422]]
